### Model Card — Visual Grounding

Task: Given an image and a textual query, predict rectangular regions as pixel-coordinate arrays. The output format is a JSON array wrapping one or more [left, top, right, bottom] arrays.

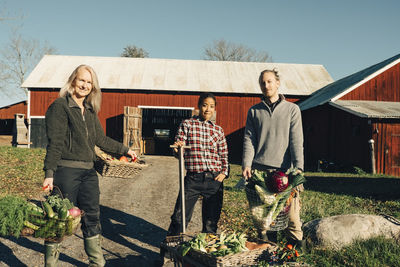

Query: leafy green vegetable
[[46, 194, 74, 213], [247, 168, 307, 231], [0, 195, 29, 238], [179, 232, 248, 257]]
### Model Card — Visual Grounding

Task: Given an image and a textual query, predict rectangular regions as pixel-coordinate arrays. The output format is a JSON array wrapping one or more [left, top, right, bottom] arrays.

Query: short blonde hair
[[59, 65, 102, 112]]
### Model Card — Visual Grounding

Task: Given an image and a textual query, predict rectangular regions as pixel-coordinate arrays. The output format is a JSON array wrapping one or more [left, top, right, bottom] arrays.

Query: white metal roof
[[330, 100, 400, 119], [22, 55, 333, 96]]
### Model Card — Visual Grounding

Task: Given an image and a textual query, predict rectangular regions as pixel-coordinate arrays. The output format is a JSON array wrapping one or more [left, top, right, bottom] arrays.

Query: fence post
[[368, 139, 376, 174]]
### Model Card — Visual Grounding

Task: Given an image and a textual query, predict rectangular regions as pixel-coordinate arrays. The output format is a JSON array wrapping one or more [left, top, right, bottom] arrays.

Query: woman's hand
[[214, 173, 226, 182], [127, 149, 137, 161], [242, 167, 252, 181], [172, 141, 185, 153], [43, 178, 54, 191]]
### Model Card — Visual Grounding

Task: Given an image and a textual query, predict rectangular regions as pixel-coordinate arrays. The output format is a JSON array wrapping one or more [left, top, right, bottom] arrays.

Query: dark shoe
[[258, 231, 277, 243], [266, 231, 278, 243]]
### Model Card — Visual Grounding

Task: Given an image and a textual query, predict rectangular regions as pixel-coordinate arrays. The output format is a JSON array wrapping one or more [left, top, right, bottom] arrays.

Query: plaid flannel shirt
[[175, 116, 229, 176]]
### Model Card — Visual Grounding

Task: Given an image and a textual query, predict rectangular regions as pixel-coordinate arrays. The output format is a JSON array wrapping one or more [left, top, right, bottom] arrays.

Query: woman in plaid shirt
[[167, 92, 229, 236]]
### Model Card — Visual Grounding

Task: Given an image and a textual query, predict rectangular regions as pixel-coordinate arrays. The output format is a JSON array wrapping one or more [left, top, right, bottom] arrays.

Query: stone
[[303, 214, 400, 250]]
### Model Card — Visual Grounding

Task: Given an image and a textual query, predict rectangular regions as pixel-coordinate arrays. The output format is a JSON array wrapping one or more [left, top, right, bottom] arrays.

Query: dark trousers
[[167, 171, 223, 236], [53, 166, 101, 238]]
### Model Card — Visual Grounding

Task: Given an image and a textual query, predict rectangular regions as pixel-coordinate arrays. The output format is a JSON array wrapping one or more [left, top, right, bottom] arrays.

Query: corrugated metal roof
[[22, 55, 333, 96], [330, 100, 400, 119], [299, 54, 400, 111]]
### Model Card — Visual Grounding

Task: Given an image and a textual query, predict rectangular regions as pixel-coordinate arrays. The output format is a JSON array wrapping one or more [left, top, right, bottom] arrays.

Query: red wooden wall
[[340, 62, 400, 102], [302, 62, 400, 176], [372, 122, 400, 176], [30, 89, 301, 162], [0, 101, 27, 119]]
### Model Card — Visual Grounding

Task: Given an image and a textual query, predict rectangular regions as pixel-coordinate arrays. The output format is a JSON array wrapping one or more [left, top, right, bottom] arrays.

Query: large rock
[[303, 214, 400, 250]]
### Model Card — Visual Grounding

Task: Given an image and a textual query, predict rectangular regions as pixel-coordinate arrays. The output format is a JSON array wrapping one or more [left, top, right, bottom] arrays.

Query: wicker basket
[[161, 234, 276, 267], [94, 147, 147, 178], [21, 189, 83, 242], [245, 185, 291, 232], [25, 212, 82, 242]]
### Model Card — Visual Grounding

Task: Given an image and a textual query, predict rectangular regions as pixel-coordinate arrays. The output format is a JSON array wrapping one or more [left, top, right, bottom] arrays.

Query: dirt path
[[0, 155, 203, 266]]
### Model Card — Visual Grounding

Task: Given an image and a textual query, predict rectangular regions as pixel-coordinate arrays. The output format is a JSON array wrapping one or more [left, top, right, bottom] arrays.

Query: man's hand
[[42, 177, 54, 191], [214, 173, 226, 182], [293, 168, 303, 175], [242, 167, 252, 180]]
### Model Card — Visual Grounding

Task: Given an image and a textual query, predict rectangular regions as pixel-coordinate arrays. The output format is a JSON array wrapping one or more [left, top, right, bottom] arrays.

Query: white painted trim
[[30, 116, 46, 119], [27, 90, 31, 148], [331, 59, 400, 102], [138, 105, 194, 110]]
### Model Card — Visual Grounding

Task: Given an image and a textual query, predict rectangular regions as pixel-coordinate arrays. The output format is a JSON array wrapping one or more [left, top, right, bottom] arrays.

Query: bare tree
[[203, 39, 271, 62], [0, 30, 56, 94], [121, 45, 149, 58]]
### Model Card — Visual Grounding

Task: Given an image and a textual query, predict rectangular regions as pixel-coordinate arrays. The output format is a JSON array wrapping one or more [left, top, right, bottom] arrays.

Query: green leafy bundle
[[247, 168, 306, 230], [46, 194, 74, 212], [179, 232, 248, 257], [0, 195, 29, 238]]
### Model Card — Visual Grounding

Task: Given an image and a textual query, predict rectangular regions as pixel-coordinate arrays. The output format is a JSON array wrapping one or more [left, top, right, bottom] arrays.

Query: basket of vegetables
[[0, 191, 83, 242], [245, 168, 306, 232], [94, 147, 147, 179], [161, 232, 275, 267]]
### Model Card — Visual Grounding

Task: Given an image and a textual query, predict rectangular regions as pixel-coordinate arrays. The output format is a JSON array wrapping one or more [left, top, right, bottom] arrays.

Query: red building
[[299, 54, 400, 176], [0, 100, 27, 134], [22, 55, 333, 162]]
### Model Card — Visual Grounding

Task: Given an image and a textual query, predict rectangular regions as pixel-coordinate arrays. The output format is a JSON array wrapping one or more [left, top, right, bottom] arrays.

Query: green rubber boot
[[44, 241, 61, 267], [84, 234, 106, 267]]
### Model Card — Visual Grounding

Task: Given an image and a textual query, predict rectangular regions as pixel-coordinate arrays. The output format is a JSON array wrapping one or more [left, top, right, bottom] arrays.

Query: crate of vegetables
[[161, 232, 275, 267], [94, 147, 147, 179], [0, 194, 82, 242]]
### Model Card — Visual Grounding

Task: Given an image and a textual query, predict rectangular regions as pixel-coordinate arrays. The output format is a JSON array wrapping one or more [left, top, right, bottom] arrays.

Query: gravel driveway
[[0, 155, 203, 266]]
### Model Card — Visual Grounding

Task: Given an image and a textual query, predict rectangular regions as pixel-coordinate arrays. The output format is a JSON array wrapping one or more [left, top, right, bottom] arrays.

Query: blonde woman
[[42, 65, 136, 266]]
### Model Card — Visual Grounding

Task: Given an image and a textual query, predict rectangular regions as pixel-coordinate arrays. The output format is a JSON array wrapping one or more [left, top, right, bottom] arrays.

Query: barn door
[[192, 109, 217, 123], [390, 133, 400, 175], [123, 107, 142, 155]]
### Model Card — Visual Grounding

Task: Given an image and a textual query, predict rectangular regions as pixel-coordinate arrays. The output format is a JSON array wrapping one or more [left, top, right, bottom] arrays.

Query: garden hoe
[[170, 144, 190, 233]]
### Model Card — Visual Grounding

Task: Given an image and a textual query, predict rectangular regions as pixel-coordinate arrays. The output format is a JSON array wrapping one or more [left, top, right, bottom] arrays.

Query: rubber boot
[[84, 234, 106, 267], [44, 241, 61, 267]]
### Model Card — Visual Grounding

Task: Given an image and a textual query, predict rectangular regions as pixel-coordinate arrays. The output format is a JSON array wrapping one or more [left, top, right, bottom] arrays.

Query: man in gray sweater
[[242, 68, 304, 248]]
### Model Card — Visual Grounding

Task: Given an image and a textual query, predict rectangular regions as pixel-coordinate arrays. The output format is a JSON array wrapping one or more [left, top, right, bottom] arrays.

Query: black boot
[[266, 231, 277, 243]]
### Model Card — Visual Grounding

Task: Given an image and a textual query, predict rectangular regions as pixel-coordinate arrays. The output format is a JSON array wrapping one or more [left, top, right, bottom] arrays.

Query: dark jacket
[[44, 95, 128, 178]]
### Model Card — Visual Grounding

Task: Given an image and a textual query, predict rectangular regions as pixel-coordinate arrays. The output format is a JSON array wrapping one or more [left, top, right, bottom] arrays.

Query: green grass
[[0, 146, 45, 199], [220, 164, 400, 267]]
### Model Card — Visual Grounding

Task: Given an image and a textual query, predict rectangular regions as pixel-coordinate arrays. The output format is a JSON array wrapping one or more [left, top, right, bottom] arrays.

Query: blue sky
[[0, 0, 399, 107]]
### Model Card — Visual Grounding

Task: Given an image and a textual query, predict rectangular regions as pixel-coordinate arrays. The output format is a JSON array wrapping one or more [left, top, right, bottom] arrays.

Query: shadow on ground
[[304, 176, 400, 200], [100, 205, 167, 266], [0, 236, 87, 267]]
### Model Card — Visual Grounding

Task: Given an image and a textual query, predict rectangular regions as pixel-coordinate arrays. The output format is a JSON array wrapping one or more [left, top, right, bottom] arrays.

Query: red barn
[[299, 54, 400, 176], [22, 55, 333, 162], [0, 100, 27, 134]]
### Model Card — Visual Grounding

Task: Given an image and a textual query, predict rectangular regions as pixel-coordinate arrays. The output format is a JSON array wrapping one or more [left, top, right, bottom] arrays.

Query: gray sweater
[[242, 96, 304, 171]]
